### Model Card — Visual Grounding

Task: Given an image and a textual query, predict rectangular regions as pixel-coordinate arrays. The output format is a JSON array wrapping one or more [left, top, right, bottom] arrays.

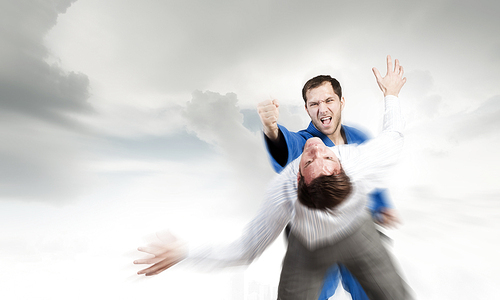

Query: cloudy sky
[[1, 0, 499, 299]]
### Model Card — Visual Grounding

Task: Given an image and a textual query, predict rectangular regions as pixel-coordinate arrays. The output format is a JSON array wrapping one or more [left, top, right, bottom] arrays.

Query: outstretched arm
[[134, 161, 299, 276], [372, 55, 407, 97], [366, 56, 407, 228], [258, 99, 309, 172], [344, 88, 405, 190]]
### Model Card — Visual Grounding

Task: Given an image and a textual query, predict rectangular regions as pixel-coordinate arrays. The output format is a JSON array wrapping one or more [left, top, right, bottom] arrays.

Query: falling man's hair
[[297, 168, 353, 210]]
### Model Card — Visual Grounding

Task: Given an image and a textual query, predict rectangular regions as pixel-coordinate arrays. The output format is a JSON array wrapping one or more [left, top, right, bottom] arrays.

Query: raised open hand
[[372, 55, 407, 97]]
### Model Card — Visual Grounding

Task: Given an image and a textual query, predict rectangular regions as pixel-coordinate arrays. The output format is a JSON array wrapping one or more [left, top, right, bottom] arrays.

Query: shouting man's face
[[305, 82, 345, 139]]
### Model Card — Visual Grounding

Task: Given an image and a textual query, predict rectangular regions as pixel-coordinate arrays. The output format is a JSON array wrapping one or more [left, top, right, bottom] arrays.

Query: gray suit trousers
[[277, 215, 410, 300]]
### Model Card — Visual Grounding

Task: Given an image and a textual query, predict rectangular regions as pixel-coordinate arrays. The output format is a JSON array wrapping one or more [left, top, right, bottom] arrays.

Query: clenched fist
[[257, 99, 280, 141]]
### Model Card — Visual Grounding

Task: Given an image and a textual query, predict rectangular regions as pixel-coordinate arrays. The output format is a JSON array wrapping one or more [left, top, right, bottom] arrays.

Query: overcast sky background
[[1, 0, 499, 299]]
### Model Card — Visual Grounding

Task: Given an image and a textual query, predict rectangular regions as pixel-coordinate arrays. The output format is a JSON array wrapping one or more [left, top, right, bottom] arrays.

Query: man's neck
[[327, 127, 347, 146]]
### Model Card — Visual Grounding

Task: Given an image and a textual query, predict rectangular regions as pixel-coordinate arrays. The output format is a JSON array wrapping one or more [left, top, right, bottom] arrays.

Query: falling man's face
[[298, 137, 341, 185]]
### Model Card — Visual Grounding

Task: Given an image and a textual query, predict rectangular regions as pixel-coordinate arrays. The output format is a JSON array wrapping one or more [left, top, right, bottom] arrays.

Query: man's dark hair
[[302, 75, 342, 104], [297, 169, 352, 210]]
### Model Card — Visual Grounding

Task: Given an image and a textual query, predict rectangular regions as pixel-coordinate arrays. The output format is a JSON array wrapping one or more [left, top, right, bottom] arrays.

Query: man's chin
[[313, 123, 331, 134], [317, 122, 339, 136], [319, 127, 334, 136], [304, 137, 323, 147]]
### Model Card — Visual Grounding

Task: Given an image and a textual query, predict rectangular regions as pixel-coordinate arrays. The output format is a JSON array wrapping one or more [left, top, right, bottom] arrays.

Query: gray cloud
[[184, 91, 244, 147], [450, 95, 500, 140], [72, 1, 439, 95], [403, 70, 445, 120], [0, 116, 90, 202], [3, 0, 499, 205], [97, 131, 214, 162], [183, 90, 275, 208], [242, 105, 307, 135], [0, 0, 93, 202], [0, 87, 276, 203], [0, 0, 91, 124], [241, 109, 262, 133], [183, 90, 267, 167], [403, 93, 500, 163], [44, 0, 500, 109]]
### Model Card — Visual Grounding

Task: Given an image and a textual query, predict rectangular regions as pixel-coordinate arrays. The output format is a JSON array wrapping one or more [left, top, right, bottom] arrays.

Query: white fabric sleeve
[[184, 160, 299, 270], [342, 95, 404, 190]]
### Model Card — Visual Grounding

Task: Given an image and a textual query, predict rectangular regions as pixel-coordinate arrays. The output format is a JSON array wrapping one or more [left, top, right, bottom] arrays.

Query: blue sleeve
[[264, 124, 308, 173], [368, 189, 392, 219], [280, 125, 310, 167], [342, 124, 371, 144]]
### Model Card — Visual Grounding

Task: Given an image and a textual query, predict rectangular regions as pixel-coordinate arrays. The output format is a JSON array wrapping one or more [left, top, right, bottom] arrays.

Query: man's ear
[[297, 171, 301, 184], [340, 97, 345, 111]]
